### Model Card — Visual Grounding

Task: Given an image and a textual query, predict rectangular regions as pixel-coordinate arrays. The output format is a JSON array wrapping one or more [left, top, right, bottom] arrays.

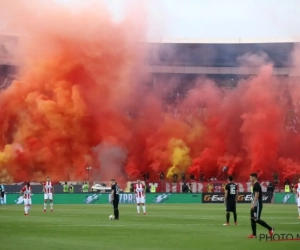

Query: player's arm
[[224, 184, 229, 203], [224, 189, 228, 204], [293, 184, 298, 194], [252, 192, 259, 209], [110, 188, 114, 202], [20, 187, 25, 196], [235, 187, 239, 202]]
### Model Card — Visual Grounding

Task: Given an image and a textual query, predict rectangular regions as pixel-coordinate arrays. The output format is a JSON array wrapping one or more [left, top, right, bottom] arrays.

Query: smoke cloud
[[0, 1, 299, 185]]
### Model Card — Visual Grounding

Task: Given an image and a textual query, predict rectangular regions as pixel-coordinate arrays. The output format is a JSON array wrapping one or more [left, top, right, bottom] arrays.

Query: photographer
[[267, 182, 275, 202], [182, 182, 188, 193]]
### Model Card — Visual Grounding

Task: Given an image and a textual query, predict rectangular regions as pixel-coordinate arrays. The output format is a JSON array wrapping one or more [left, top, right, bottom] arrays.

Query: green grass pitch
[[0, 204, 299, 250]]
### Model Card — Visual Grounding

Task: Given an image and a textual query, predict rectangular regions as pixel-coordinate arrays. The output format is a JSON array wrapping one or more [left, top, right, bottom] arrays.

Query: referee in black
[[224, 176, 238, 226], [248, 173, 274, 238], [110, 179, 120, 220]]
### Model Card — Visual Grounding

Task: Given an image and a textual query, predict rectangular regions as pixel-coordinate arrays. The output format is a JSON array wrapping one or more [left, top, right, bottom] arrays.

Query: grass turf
[[0, 204, 299, 250]]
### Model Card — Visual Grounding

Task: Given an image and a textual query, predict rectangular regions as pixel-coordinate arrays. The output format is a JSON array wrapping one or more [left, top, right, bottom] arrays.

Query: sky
[[1, 0, 299, 41], [56, 0, 300, 41]]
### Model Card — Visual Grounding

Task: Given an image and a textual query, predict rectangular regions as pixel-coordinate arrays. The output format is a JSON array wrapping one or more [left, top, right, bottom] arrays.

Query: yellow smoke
[[167, 139, 191, 179], [0, 144, 14, 164], [0, 144, 14, 183]]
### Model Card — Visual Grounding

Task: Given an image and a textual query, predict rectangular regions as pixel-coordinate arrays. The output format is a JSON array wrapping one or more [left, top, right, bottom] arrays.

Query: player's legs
[[224, 200, 233, 225], [233, 211, 237, 224], [49, 193, 53, 211], [50, 199, 53, 211], [255, 205, 273, 234], [44, 194, 48, 211], [225, 212, 230, 224], [249, 207, 257, 237], [24, 199, 29, 215], [297, 199, 300, 218], [27, 199, 32, 214], [136, 197, 141, 214], [232, 202, 237, 224], [136, 203, 140, 213], [113, 198, 119, 219], [141, 197, 146, 214]]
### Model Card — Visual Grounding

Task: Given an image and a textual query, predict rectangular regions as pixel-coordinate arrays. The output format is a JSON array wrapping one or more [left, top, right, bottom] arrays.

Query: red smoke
[[0, 1, 299, 184]]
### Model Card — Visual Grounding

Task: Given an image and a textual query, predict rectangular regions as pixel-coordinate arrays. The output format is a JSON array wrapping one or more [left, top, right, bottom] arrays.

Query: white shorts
[[44, 193, 53, 200], [297, 198, 300, 207], [136, 196, 146, 204], [24, 198, 32, 206]]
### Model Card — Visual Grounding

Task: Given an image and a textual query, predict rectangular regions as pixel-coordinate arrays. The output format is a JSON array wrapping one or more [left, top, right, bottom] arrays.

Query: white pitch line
[[2, 222, 299, 228]]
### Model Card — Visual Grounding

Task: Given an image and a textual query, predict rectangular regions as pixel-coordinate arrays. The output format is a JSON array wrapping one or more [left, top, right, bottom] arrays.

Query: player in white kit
[[43, 177, 54, 212], [293, 177, 300, 219], [20, 182, 31, 216], [134, 179, 146, 215]]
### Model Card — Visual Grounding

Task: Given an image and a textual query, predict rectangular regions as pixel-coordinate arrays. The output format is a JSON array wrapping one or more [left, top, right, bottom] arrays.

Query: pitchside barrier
[[274, 193, 297, 204], [4, 193, 202, 205], [202, 192, 273, 203], [3, 192, 277, 205]]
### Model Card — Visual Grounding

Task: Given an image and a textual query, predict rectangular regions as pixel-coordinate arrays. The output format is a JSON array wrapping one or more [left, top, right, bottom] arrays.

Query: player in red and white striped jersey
[[293, 177, 300, 219], [43, 177, 54, 212], [134, 179, 146, 215], [20, 182, 31, 216]]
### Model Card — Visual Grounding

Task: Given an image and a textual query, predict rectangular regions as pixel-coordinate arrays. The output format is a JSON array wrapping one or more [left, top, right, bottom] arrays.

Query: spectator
[[267, 182, 275, 201], [210, 176, 217, 181], [182, 182, 188, 193], [82, 182, 89, 193], [189, 174, 195, 181], [63, 182, 68, 193], [273, 172, 279, 185], [199, 172, 205, 182], [284, 179, 290, 192], [69, 184, 74, 193], [181, 172, 186, 182], [143, 172, 150, 182], [267, 182, 275, 193], [173, 173, 178, 183], [188, 183, 193, 193], [159, 172, 164, 181]]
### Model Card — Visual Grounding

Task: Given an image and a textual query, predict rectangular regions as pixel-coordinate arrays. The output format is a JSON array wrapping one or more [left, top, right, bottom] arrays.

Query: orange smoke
[[0, 1, 299, 184]]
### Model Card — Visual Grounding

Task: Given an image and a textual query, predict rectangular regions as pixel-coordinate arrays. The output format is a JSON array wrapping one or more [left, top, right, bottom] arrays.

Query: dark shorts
[[0, 192, 4, 198], [113, 197, 119, 209], [251, 203, 263, 220], [226, 199, 236, 213]]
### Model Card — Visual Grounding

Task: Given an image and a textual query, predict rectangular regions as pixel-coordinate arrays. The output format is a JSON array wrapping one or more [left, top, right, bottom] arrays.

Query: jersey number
[[115, 186, 120, 195], [230, 187, 236, 195]]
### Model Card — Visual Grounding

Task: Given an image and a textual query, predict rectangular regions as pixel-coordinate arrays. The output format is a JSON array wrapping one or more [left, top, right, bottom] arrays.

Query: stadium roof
[[1, 35, 300, 76], [146, 37, 300, 44], [146, 41, 298, 68]]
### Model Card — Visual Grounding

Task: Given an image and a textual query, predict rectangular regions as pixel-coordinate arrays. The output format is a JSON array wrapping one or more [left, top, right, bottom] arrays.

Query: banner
[[163, 181, 269, 193], [202, 192, 272, 203], [274, 193, 297, 204], [5, 193, 202, 205]]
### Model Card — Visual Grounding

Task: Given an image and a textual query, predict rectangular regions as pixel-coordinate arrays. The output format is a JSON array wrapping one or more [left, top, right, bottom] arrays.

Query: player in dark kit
[[223, 176, 238, 226], [248, 173, 274, 238], [110, 179, 120, 220]]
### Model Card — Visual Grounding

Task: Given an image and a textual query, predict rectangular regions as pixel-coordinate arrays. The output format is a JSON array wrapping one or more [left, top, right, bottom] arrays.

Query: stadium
[[1, 2, 300, 249], [0, 36, 299, 190]]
